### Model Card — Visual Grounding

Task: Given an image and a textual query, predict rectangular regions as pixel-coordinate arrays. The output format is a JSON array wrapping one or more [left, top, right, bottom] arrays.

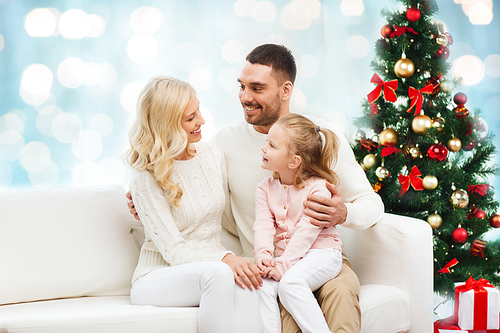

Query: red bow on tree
[[398, 165, 424, 197], [381, 146, 401, 157], [406, 85, 434, 116], [468, 184, 491, 198], [389, 25, 418, 39], [370, 103, 378, 118], [367, 73, 398, 104], [436, 258, 458, 275]]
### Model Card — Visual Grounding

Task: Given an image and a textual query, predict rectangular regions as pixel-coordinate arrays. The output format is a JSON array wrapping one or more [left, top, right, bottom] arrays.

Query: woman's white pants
[[259, 248, 342, 333], [131, 261, 262, 333]]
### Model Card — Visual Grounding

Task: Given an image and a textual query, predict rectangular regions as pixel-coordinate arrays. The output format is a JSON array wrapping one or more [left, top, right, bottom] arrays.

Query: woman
[[125, 76, 262, 332]]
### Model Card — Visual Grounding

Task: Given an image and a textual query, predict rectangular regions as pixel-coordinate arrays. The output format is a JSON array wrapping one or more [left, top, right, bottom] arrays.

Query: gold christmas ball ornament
[[439, 79, 454, 93], [412, 114, 432, 134], [423, 175, 438, 190], [394, 56, 415, 78], [375, 166, 390, 180], [379, 128, 399, 146], [435, 34, 449, 46], [362, 154, 377, 170], [427, 213, 443, 229], [450, 189, 469, 208], [432, 116, 445, 131], [448, 137, 462, 152], [404, 145, 421, 159]]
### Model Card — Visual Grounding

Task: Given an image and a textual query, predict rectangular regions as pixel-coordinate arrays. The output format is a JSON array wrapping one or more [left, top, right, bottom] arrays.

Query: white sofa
[[0, 185, 433, 332]]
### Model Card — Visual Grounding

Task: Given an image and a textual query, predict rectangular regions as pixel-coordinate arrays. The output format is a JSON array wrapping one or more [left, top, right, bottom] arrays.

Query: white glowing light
[[218, 67, 240, 92], [0, 113, 25, 135], [20, 141, 52, 173], [235, 0, 257, 17], [59, 9, 91, 39], [189, 68, 213, 92], [0, 160, 12, 187], [253, 1, 277, 22], [297, 54, 320, 78], [290, 88, 307, 114], [127, 34, 158, 64], [120, 82, 145, 113], [200, 107, 215, 141], [20, 64, 53, 106], [222, 40, 246, 64], [462, 0, 493, 16], [0, 131, 24, 161], [173, 42, 204, 72], [341, 0, 365, 16], [52, 112, 82, 143], [72, 160, 103, 185], [37, 106, 63, 137], [86, 14, 106, 37], [85, 62, 116, 86], [485, 54, 500, 78], [25, 8, 58, 37], [130, 6, 164, 34], [58, 57, 87, 88], [468, 3, 493, 25], [452, 55, 485, 86], [347, 35, 370, 59], [90, 114, 114, 137], [72, 130, 103, 161], [281, 0, 322, 30], [29, 160, 59, 187], [0, 34, 4, 53], [98, 158, 126, 185]]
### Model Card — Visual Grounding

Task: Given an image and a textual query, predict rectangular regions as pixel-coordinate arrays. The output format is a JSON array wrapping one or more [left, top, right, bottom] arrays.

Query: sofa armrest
[[338, 212, 434, 333]]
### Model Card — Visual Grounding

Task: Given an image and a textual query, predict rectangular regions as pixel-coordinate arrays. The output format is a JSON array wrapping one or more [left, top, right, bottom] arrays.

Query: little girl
[[254, 113, 343, 333]]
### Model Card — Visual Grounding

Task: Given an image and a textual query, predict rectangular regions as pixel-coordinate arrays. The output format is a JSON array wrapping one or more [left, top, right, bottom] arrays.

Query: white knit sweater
[[129, 142, 232, 284]]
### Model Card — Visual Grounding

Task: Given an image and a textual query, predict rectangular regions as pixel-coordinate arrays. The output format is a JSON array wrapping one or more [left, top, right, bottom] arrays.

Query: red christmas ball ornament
[[406, 7, 421, 22], [464, 140, 475, 151], [452, 227, 467, 243], [468, 207, 486, 219], [454, 92, 467, 106], [427, 143, 448, 162], [381, 24, 394, 38], [489, 214, 500, 228], [435, 46, 450, 60]]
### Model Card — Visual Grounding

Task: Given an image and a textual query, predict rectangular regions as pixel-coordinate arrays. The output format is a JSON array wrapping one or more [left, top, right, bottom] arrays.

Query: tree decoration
[[406, 7, 421, 22], [452, 227, 468, 243], [394, 55, 415, 78], [432, 116, 445, 131], [435, 34, 449, 46], [398, 165, 424, 196], [471, 239, 487, 257], [439, 79, 454, 93], [454, 92, 467, 105], [367, 73, 398, 104], [381, 24, 394, 38], [427, 213, 442, 229], [454, 105, 470, 118], [435, 46, 450, 60], [489, 214, 500, 228], [389, 25, 418, 39], [468, 206, 486, 219], [450, 189, 469, 208], [404, 145, 421, 158], [375, 166, 390, 180], [379, 128, 398, 146], [427, 143, 448, 162], [447, 137, 462, 152], [436, 258, 458, 275], [412, 114, 432, 134], [423, 175, 438, 190], [407, 85, 434, 115], [362, 154, 377, 170], [354, 130, 366, 142]]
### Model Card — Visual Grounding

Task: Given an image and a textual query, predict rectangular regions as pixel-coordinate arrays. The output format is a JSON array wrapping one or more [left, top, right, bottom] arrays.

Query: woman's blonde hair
[[125, 76, 195, 206], [274, 113, 339, 187]]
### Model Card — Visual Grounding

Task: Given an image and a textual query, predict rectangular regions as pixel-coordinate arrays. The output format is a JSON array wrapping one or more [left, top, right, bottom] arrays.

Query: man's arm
[[303, 182, 347, 228]]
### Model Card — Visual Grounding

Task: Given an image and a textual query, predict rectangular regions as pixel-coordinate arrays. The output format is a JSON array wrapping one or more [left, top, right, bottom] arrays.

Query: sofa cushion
[[0, 296, 198, 333], [0, 186, 140, 305], [360, 284, 411, 333]]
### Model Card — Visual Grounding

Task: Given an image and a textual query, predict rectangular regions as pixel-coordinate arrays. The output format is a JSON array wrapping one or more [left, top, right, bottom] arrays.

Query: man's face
[[237, 62, 283, 132]]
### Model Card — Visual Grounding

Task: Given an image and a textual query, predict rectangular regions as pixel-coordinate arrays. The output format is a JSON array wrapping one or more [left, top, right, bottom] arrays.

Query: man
[[128, 44, 384, 332]]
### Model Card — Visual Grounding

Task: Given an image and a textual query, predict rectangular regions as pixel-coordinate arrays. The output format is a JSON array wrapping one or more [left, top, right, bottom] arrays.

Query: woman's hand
[[222, 253, 262, 290], [126, 191, 141, 221], [303, 182, 347, 228]]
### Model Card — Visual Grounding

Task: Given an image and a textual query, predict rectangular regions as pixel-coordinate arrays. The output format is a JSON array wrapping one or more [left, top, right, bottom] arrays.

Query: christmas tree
[[351, 0, 500, 298]]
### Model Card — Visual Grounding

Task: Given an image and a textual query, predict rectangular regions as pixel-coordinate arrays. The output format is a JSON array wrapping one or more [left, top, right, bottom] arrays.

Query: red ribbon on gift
[[468, 184, 491, 198], [398, 165, 424, 197], [407, 84, 434, 116], [454, 277, 495, 330], [436, 258, 458, 274], [367, 73, 398, 104]]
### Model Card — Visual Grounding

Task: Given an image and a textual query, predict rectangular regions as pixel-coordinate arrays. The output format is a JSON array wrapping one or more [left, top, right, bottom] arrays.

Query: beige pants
[[280, 259, 361, 333]]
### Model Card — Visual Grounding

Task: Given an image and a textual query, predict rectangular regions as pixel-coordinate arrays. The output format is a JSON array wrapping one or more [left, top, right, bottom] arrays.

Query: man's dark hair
[[246, 44, 297, 84]]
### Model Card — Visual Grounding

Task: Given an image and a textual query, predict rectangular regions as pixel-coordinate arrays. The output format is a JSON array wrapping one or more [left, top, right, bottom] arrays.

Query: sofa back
[[0, 185, 140, 305]]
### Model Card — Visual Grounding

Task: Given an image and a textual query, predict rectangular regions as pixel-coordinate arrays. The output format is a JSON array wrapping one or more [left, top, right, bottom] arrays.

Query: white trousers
[[130, 261, 262, 333], [259, 248, 342, 333]]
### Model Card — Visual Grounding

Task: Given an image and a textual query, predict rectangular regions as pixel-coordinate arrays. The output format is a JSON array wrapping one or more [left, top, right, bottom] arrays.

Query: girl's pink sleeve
[[253, 180, 276, 262]]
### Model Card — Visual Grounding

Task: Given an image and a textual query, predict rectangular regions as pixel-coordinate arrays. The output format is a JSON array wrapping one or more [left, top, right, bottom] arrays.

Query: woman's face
[[181, 94, 205, 144]]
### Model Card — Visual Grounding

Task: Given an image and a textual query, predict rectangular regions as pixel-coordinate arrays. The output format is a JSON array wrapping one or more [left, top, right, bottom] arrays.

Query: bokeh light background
[[0, 0, 499, 199]]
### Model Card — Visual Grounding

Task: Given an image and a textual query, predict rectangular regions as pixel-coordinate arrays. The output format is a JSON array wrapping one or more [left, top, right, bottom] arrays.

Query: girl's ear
[[288, 155, 301, 169]]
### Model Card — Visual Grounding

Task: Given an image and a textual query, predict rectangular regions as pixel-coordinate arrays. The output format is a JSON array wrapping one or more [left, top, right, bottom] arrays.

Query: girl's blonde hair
[[125, 76, 195, 206], [274, 113, 339, 187]]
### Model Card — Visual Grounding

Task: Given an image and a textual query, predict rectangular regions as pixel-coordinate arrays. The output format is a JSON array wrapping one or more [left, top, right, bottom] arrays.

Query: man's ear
[[288, 155, 301, 169], [281, 81, 293, 101]]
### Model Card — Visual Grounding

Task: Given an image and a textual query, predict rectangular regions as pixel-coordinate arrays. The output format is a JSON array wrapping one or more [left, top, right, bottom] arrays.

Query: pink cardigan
[[253, 176, 342, 276]]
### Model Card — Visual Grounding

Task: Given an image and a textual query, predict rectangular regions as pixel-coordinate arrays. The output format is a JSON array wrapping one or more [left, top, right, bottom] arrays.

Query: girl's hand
[[257, 258, 275, 271], [265, 266, 282, 281]]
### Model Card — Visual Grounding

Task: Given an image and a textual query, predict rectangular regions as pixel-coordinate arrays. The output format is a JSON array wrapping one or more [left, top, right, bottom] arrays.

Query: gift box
[[434, 316, 470, 332], [454, 277, 500, 330]]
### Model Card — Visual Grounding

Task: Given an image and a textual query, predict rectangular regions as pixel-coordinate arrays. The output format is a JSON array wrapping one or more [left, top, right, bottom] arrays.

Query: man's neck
[[252, 109, 291, 134]]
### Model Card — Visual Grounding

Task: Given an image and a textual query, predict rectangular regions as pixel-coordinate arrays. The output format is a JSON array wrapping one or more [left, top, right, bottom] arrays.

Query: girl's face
[[181, 94, 205, 144], [261, 124, 294, 175]]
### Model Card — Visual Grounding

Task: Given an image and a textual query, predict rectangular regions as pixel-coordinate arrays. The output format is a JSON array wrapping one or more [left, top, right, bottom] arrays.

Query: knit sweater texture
[[129, 142, 232, 284]]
